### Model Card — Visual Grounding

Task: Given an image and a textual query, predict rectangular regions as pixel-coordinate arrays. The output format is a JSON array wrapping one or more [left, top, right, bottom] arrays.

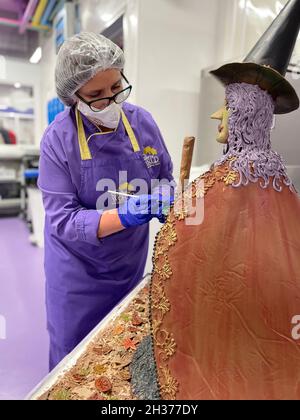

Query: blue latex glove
[[118, 194, 173, 229]]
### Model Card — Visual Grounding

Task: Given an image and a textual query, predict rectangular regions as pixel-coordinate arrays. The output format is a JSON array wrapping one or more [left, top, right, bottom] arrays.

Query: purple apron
[[38, 102, 173, 370]]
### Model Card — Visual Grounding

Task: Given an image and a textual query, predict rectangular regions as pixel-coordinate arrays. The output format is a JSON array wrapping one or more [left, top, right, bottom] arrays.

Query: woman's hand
[[117, 194, 174, 229], [98, 194, 174, 238]]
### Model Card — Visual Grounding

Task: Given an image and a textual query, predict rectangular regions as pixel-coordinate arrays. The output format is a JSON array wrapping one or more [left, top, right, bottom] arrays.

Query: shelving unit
[[0, 145, 39, 216], [0, 111, 34, 120], [0, 111, 35, 145], [0, 198, 21, 209]]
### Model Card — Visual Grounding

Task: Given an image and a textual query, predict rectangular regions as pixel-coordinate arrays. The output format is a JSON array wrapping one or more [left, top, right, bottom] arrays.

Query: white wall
[[80, 0, 126, 33], [215, 0, 300, 63], [133, 0, 220, 177]]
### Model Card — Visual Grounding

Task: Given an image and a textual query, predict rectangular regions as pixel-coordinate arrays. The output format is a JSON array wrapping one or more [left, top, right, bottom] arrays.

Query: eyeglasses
[[76, 72, 132, 112]]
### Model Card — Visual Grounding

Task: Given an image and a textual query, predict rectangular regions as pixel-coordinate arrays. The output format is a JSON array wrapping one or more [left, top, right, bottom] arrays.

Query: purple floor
[[0, 217, 49, 400]]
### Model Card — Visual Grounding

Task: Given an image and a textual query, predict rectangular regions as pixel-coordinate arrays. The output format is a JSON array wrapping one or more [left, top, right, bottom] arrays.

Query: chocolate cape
[[150, 162, 300, 400]]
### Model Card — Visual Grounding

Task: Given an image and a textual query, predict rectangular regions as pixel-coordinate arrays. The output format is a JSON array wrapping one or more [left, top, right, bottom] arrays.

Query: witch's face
[[211, 101, 230, 144]]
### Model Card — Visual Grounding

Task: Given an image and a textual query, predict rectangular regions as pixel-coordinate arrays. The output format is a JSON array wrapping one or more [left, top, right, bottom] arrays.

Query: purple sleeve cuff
[[76, 210, 104, 246]]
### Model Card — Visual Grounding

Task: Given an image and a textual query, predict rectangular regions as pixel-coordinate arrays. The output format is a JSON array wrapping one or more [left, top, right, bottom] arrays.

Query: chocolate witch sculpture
[[131, 0, 300, 400]]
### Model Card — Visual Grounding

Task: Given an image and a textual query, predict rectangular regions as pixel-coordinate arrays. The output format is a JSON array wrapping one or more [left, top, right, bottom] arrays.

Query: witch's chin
[[216, 136, 228, 144]]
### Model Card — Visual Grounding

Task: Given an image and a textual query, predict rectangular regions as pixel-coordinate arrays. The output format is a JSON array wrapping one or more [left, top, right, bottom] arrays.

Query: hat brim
[[210, 62, 299, 114]]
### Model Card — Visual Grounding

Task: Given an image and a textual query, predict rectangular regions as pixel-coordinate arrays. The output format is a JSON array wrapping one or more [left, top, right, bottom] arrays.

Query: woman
[[38, 32, 174, 370]]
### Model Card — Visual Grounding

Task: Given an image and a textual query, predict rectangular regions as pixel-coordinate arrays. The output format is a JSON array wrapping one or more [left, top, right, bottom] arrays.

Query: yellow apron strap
[[75, 108, 92, 161], [75, 108, 140, 161], [121, 110, 140, 153]]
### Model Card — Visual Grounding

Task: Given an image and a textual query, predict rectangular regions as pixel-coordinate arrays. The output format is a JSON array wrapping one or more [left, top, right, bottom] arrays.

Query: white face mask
[[77, 100, 122, 129]]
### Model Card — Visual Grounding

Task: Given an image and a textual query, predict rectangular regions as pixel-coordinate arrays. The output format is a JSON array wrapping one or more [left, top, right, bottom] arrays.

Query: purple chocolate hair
[[214, 82, 292, 192]]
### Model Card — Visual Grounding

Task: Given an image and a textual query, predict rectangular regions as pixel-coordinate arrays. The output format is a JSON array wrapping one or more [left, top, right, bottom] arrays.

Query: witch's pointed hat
[[210, 0, 300, 114]]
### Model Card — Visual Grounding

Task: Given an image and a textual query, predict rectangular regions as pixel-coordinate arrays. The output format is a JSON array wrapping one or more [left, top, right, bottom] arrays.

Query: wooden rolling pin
[[179, 137, 195, 193]]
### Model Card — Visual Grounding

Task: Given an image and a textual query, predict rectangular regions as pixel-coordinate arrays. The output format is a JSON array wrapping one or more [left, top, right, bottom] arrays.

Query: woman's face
[[77, 69, 123, 110], [211, 101, 230, 144]]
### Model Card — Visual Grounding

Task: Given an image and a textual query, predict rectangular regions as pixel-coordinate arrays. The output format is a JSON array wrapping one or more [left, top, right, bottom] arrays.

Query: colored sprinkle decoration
[[95, 377, 112, 393], [38, 286, 150, 400]]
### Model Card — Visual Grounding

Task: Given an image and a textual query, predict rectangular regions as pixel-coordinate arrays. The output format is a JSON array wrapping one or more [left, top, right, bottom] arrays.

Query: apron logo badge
[[143, 146, 160, 169]]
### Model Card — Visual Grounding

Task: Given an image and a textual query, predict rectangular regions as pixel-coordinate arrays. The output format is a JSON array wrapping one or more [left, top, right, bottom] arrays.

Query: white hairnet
[[55, 32, 125, 106]]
